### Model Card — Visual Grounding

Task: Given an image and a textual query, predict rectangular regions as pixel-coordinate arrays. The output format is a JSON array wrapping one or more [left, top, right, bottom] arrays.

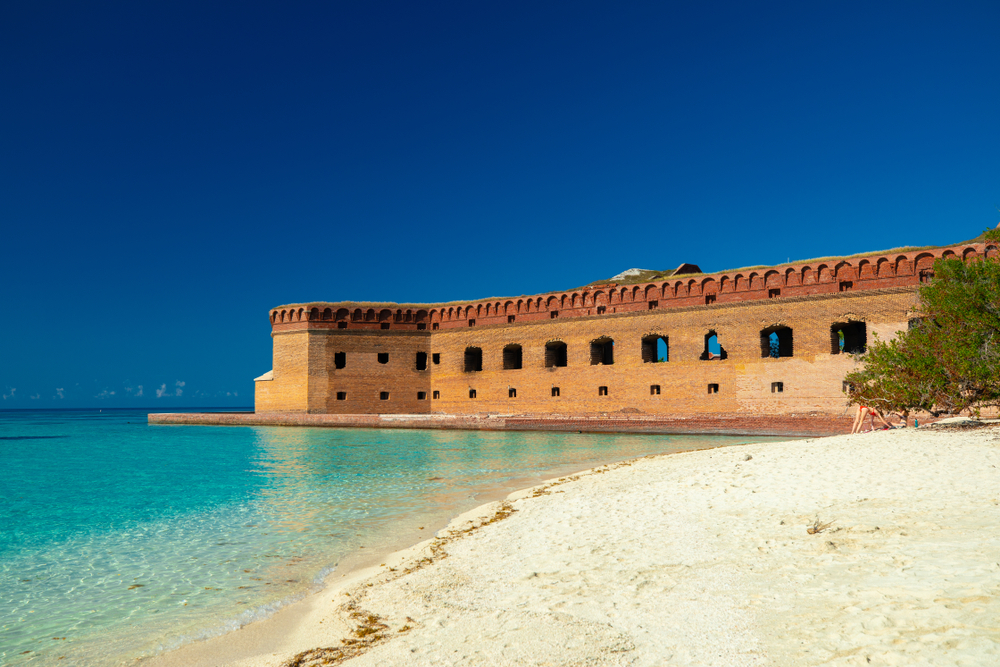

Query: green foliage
[[845, 234, 1000, 416]]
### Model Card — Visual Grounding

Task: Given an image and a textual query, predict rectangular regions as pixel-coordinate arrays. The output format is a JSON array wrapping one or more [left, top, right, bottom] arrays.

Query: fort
[[152, 239, 997, 435]]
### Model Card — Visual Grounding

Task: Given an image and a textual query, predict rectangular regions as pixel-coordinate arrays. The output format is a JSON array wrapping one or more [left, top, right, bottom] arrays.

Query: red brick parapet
[[266, 241, 996, 333]]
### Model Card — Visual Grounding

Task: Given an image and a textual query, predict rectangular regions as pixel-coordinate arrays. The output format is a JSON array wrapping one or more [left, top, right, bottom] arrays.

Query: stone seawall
[[148, 411, 860, 437]]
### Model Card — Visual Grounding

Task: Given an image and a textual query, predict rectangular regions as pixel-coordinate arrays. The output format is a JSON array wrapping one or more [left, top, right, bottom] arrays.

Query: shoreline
[[137, 439, 753, 667], [140, 424, 1000, 666], [148, 411, 856, 437]]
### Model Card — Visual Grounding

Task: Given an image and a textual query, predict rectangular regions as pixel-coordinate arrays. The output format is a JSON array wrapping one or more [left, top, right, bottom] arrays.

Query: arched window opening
[[544, 341, 567, 368], [590, 337, 614, 365], [464, 347, 483, 372], [760, 326, 793, 358], [377, 353, 389, 364], [641, 335, 668, 363], [830, 321, 866, 354], [700, 332, 728, 360], [502, 344, 523, 370]]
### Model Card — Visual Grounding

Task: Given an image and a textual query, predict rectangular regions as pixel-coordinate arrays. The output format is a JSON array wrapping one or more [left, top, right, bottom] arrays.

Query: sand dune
[[148, 426, 1000, 667]]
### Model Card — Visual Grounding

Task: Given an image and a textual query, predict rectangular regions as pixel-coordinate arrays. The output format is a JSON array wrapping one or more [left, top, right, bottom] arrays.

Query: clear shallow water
[[0, 409, 786, 666]]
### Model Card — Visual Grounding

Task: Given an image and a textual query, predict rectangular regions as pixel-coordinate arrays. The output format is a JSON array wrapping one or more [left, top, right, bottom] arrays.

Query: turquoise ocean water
[[0, 409, 786, 665]]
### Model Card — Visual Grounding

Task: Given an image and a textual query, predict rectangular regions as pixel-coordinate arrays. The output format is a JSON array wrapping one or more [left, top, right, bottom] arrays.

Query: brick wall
[[256, 241, 998, 416], [427, 287, 915, 416], [257, 328, 432, 414], [257, 287, 916, 416]]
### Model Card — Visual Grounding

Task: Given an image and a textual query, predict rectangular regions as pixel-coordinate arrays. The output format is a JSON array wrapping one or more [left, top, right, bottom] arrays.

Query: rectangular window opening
[[508, 388, 516, 398], [650, 384, 661, 395], [417, 391, 426, 400], [380, 322, 390, 329], [334, 352, 346, 369], [377, 353, 389, 364], [839, 281, 853, 292], [464, 347, 483, 372], [545, 341, 568, 368], [432, 323, 439, 330], [771, 382, 784, 393], [590, 338, 614, 365], [469, 389, 477, 399], [468, 319, 476, 327], [551, 387, 560, 397], [337, 321, 348, 329], [415, 352, 428, 371], [417, 323, 426, 330], [550, 311, 559, 319], [596, 306, 606, 315], [768, 289, 781, 299], [380, 391, 390, 400], [642, 335, 668, 363], [648, 301, 659, 310], [705, 294, 717, 305], [432, 353, 440, 365], [432, 390, 440, 399], [336, 391, 347, 401], [708, 383, 719, 394], [598, 386, 608, 396], [502, 345, 523, 370], [508, 315, 515, 323]]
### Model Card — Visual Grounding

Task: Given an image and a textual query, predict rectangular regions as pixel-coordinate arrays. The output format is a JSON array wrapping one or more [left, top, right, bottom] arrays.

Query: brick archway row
[[270, 243, 996, 328]]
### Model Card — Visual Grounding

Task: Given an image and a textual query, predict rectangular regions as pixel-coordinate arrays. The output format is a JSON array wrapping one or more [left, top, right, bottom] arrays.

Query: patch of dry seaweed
[[281, 502, 518, 667]]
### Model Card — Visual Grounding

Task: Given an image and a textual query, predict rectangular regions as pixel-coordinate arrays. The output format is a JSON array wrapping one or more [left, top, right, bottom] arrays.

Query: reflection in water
[[0, 409, 786, 666]]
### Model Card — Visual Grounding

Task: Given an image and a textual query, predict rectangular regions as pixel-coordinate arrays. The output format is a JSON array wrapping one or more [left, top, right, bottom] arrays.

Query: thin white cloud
[[156, 383, 169, 398], [175, 380, 185, 397], [30, 393, 40, 399], [136, 385, 143, 397], [2, 388, 15, 400], [55, 388, 65, 399], [96, 389, 116, 399]]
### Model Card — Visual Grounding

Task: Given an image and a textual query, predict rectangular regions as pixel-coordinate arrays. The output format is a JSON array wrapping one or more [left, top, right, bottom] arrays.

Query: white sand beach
[[146, 425, 1000, 667]]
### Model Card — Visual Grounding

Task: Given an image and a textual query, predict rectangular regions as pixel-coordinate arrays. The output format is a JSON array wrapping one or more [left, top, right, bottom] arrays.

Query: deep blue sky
[[2, 1, 999, 409]]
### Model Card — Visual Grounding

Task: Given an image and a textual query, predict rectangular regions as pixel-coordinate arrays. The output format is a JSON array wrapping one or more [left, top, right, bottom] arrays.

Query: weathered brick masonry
[[253, 241, 996, 422]]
